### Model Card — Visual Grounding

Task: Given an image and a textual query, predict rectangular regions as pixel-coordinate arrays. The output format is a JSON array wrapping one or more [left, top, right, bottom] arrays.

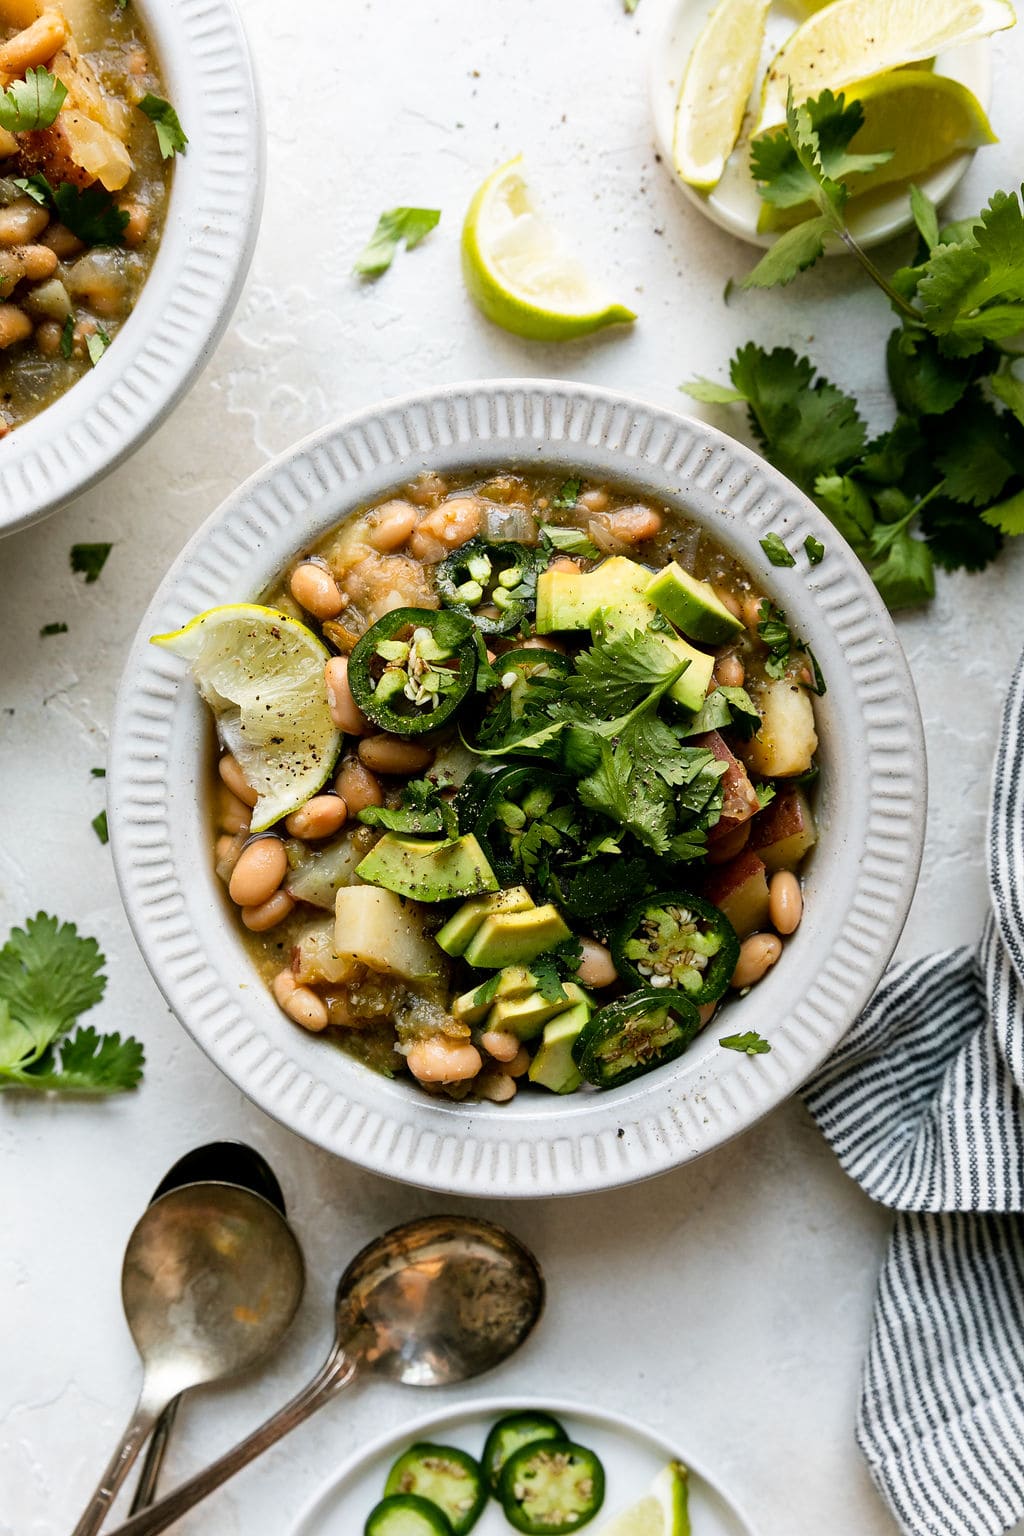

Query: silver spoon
[[129, 1143, 289, 1515], [70, 1181, 305, 1536], [104, 1214, 545, 1536]]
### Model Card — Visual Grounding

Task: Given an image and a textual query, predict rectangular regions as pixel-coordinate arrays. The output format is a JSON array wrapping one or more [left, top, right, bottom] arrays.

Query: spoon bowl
[[107, 1215, 544, 1536], [337, 1215, 545, 1386]]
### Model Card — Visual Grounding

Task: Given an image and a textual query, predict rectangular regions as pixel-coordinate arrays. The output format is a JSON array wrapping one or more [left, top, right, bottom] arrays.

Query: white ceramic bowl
[[110, 380, 926, 1199], [648, 0, 992, 250], [0, 0, 263, 537]]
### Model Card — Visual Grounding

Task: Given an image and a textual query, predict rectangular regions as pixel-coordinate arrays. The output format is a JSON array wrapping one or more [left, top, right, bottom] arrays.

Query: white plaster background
[[2, 1, 1023, 1533]]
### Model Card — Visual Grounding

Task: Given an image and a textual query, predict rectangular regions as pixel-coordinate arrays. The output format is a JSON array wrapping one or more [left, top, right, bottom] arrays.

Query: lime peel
[[152, 602, 342, 834], [461, 156, 636, 341], [592, 1461, 690, 1536]]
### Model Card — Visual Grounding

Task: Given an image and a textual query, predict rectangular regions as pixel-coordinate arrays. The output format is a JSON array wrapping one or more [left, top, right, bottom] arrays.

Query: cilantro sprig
[[684, 93, 1024, 609], [0, 915, 144, 1094]]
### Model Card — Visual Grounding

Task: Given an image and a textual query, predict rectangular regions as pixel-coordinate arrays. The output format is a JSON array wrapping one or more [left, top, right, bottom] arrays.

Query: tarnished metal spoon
[[69, 1180, 304, 1536], [129, 1143, 288, 1515], [104, 1214, 545, 1536]]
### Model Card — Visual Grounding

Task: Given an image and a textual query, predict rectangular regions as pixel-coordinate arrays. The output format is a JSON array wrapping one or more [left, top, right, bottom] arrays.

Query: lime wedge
[[673, 0, 772, 190], [152, 603, 341, 834], [757, 0, 1016, 131], [593, 1462, 690, 1536], [758, 70, 997, 230], [461, 156, 636, 341]]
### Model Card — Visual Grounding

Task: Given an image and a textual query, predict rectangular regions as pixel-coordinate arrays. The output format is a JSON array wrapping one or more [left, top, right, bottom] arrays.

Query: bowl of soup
[[109, 380, 926, 1196], [0, 0, 262, 535]]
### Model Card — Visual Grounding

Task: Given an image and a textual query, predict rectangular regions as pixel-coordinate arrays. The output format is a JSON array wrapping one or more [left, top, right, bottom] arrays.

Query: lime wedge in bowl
[[757, 69, 997, 231], [593, 1461, 690, 1536], [672, 0, 771, 190], [757, 0, 1016, 131], [152, 603, 341, 834], [461, 156, 636, 341]]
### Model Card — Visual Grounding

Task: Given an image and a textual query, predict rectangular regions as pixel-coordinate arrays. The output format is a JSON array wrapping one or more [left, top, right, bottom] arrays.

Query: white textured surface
[[2, 0, 1023, 1533], [110, 381, 924, 1197]]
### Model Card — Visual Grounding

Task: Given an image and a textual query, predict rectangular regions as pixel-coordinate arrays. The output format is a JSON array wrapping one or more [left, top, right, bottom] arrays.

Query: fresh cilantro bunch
[[685, 89, 1024, 608], [0, 914, 144, 1094]]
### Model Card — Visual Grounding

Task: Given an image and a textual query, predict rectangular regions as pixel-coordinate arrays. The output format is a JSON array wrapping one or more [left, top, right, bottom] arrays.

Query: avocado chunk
[[334, 886, 447, 983], [356, 832, 498, 903], [535, 556, 713, 711], [487, 981, 588, 1041], [529, 1000, 592, 1093], [536, 555, 649, 633], [598, 603, 715, 713], [451, 964, 539, 1024], [645, 562, 744, 645], [436, 886, 535, 957], [463, 903, 573, 969]]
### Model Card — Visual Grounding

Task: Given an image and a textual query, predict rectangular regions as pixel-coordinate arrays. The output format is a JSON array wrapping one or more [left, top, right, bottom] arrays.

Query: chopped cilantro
[[541, 524, 598, 558], [551, 478, 582, 511], [91, 810, 109, 845], [754, 783, 776, 810], [804, 534, 825, 565], [471, 974, 501, 1010], [354, 207, 441, 277], [71, 543, 113, 584], [12, 175, 50, 207], [40, 622, 67, 637], [0, 67, 66, 133], [59, 314, 74, 360], [760, 532, 796, 567], [720, 1031, 771, 1055], [91, 767, 106, 778], [53, 182, 129, 245], [138, 93, 188, 158], [756, 600, 792, 679], [0, 914, 143, 1093], [358, 778, 457, 839], [86, 328, 111, 368]]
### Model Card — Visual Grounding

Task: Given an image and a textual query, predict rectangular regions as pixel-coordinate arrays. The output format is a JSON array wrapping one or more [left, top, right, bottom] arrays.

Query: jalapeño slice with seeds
[[482, 1410, 569, 1494], [499, 1440, 606, 1533], [383, 1444, 487, 1535], [612, 890, 739, 1004], [437, 538, 542, 635], [470, 765, 578, 885], [365, 1494, 455, 1536], [348, 608, 477, 736], [572, 989, 702, 1089]]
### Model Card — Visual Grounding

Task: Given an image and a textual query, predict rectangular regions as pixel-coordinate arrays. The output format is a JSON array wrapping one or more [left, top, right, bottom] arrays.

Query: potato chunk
[[743, 680, 818, 778], [334, 885, 447, 984]]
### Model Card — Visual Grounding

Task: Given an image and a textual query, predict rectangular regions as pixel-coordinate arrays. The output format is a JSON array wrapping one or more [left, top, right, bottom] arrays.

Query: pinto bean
[[324, 656, 371, 735], [284, 795, 348, 840], [334, 756, 382, 813], [0, 198, 49, 246], [731, 933, 783, 989], [241, 890, 295, 932], [290, 561, 344, 619], [576, 939, 617, 989], [358, 734, 434, 775], [365, 500, 419, 552], [228, 837, 287, 907], [406, 1035, 482, 1083], [769, 871, 803, 935], [218, 753, 258, 807]]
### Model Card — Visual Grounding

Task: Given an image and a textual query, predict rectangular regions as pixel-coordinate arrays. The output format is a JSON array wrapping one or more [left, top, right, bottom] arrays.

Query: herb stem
[[835, 226, 922, 323]]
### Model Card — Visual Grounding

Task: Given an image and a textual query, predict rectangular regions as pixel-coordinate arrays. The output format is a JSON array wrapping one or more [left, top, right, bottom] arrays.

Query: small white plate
[[648, 0, 993, 249], [290, 1397, 756, 1536]]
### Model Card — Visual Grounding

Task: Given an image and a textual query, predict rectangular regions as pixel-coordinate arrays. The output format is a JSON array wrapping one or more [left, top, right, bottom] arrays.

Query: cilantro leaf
[[541, 523, 599, 558], [886, 328, 974, 418], [529, 939, 583, 1004], [918, 188, 1024, 353], [91, 810, 109, 845], [990, 370, 1024, 429], [760, 532, 795, 567], [0, 67, 66, 132], [0, 914, 105, 1059], [71, 542, 113, 583], [12, 174, 50, 206], [566, 624, 687, 716], [804, 534, 825, 565], [813, 474, 874, 558], [138, 93, 187, 158], [359, 778, 457, 839], [909, 184, 940, 254], [720, 1031, 771, 1055], [681, 378, 747, 405], [59, 313, 74, 359], [472, 974, 501, 1010], [354, 207, 441, 277], [53, 182, 128, 245], [981, 487, 1024, 536], [870, 526, 934, 609], [921, 498, 1003, 571], [40, 621, 67, 637], [757, 600, 792, 678], [728, 345, 867, 495], [87, 327, 111, 368], [551, 477, 582, 511], [933, 393, 1017, 506], [743, 214, 832, 290], [20, 1026, 145, 1093]]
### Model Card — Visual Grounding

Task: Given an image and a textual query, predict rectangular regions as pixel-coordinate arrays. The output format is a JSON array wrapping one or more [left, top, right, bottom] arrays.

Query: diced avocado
[[356, 833, 498, 903], [334, 886, 447, 983], [599, 603, 714, 713], [645, 562, 744, 645], [536, 555, 650, 633], [463, 903, 573, 969], [436, 886, 535, 957], [528, 1000, 592, 1093], [535, 554, 714, 712], [451, 964, 539, 1024], [487, 982, 588, 1041]]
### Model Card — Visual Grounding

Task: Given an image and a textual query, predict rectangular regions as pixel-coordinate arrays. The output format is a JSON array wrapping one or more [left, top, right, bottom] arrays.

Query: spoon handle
[[128, 1398, 180, 1513], [70, 1394, 163, 1536], [103, 1349, 357, 1536]]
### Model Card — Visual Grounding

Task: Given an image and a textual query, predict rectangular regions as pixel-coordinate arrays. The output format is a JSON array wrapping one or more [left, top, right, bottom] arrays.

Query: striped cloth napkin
[[803, 652, 1024, 1536]]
